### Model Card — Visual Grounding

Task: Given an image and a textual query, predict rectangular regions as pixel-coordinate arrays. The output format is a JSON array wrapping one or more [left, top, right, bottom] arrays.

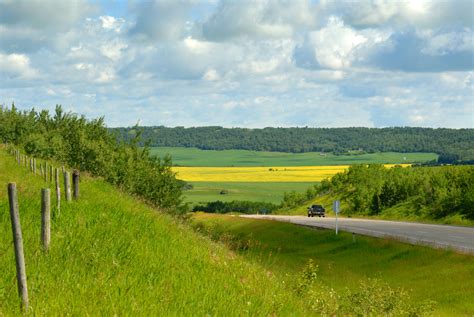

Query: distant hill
[[111, 126, 474, 162]]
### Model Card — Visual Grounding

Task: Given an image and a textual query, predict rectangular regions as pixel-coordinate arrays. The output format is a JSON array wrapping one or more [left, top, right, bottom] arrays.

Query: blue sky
[[0, 0, 473, 128]]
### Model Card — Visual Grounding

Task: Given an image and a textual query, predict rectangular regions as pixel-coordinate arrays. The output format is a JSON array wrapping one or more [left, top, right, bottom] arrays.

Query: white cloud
[[0, 52, 38, 79], [0, 0, 94, 53], [294, 17, 389, 70], [100, 40, 128, 61], [201, 0, 317, 41], [128, 0, 193, 41], [0, 0, 94, 31], [203, 69, 220, 81], [309, 17, 368, 69], [99, 16, 124, 33], [322, 0, 474, 29], [1, 0, 473, 129]]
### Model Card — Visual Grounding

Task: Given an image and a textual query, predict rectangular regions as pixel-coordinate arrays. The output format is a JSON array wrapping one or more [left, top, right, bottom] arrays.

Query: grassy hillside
[[193, 213, 474, 316], [0, 149, 309, 315], [152, 147, 437, 167]]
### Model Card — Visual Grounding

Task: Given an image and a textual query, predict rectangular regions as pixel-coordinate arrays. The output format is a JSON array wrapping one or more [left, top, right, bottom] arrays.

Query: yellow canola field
[[173, 164, 410, 182]]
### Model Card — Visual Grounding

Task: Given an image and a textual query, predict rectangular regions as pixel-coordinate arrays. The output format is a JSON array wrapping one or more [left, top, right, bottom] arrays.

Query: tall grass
[[0, 149, 310, 315], [192, 213, 474, 316]]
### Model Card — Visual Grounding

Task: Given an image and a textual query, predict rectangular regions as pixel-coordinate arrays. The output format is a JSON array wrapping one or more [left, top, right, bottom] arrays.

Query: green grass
[[193, 213, 474, 316], [0, 149, 311, 315], [184, 182, 315, 205], [151, 147, 438, 167]]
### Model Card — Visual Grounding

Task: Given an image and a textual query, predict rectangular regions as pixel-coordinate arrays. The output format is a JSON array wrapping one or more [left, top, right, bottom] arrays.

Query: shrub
[[0, 104, 183, 214], [192, 200, 279, 214], [295, 260, 436, 316]]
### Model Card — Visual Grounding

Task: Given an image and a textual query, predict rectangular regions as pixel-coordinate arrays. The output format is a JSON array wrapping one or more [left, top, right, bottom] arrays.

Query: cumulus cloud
[[0, 52, 38, 79], [293, 17, 389, 70], [322, 0, 474, 29], [0, 0, 93, 31], [201, 0, 316, 41], [0, 0, 94, 53], [1, 0, 473, 128], [128, 0, 193, 41]]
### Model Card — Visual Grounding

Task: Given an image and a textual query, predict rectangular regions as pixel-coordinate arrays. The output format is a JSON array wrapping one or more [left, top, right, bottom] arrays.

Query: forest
[[112, 126, 474, 162], [0, 105, 183, 213]]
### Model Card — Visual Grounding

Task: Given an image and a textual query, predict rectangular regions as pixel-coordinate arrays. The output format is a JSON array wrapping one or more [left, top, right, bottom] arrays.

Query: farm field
[[164, 147, 421, 205], [152, 147, 437, 167], [173, 164, 409, 182], [175, 165, 347, 182], [184, 182, 315, 205], [193, 213, 474, 316], [176, 165, 410, 205]]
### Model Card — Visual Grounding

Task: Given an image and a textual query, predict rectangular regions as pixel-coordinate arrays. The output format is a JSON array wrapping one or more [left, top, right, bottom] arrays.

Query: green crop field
[[184, 182, 315, 205], [151, 147, 438, 167], [193, 213, 474, 316]]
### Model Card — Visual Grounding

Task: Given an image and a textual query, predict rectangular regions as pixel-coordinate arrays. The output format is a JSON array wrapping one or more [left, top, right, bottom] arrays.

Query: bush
[[192, 200, 278, 214], [0, 104, 183, 214], [296, 260, 435, 316]]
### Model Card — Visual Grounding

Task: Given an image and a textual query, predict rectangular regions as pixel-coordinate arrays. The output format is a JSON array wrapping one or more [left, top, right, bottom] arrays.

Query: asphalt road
[[241, 215, 474, 254]]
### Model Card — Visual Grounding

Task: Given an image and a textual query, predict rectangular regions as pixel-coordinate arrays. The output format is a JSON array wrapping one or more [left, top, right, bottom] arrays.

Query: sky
[[0, 0, 473, 128]]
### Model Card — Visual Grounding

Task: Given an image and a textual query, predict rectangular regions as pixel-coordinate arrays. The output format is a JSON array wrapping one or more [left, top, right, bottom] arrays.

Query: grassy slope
[[0, 150, 309, 315], [193, 213, 474, 316], [152, 147, 437, 167], [184, 181, 314, 205]]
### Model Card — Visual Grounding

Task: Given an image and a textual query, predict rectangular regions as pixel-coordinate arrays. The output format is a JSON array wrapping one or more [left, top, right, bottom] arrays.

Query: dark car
[[307, 204, 325, 217]]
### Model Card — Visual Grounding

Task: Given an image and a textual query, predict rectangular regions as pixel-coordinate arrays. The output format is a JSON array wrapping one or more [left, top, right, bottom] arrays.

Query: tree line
[[112, 126, 474, 162], [0, 104, 184, 214], [282, 164, 474, 220]]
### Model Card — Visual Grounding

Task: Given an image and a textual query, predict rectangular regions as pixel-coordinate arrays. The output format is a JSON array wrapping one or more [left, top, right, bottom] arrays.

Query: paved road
[[241, 215, 474, 254]]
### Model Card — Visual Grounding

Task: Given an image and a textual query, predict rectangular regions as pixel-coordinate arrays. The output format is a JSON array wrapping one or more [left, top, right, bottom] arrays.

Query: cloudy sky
[[0, 0, 473, 128]]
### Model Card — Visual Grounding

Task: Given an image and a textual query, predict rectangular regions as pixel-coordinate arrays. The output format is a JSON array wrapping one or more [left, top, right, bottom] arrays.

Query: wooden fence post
[[33, 159, 37, 175], [73, 170, 80, 200], [64, 171, 71, 202], [41, 188, 51, 251], [49, 165, 53, 183], [44, 163, 48, 182], [17, 151, 20, 166], [7, 183, 29, 311], [55, 168, 61, 216]]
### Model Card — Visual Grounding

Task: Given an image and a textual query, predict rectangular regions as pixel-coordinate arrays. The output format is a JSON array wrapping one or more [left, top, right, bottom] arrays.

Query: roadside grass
[[192, 213, 474, 316], [183, 181, 315, 205], [0, 150, 310, 315], [152, 147, 437, 167]]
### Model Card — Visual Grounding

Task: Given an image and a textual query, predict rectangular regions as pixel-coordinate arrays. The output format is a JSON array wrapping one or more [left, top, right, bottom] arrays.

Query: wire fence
[[3, 144, 80, 311]]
